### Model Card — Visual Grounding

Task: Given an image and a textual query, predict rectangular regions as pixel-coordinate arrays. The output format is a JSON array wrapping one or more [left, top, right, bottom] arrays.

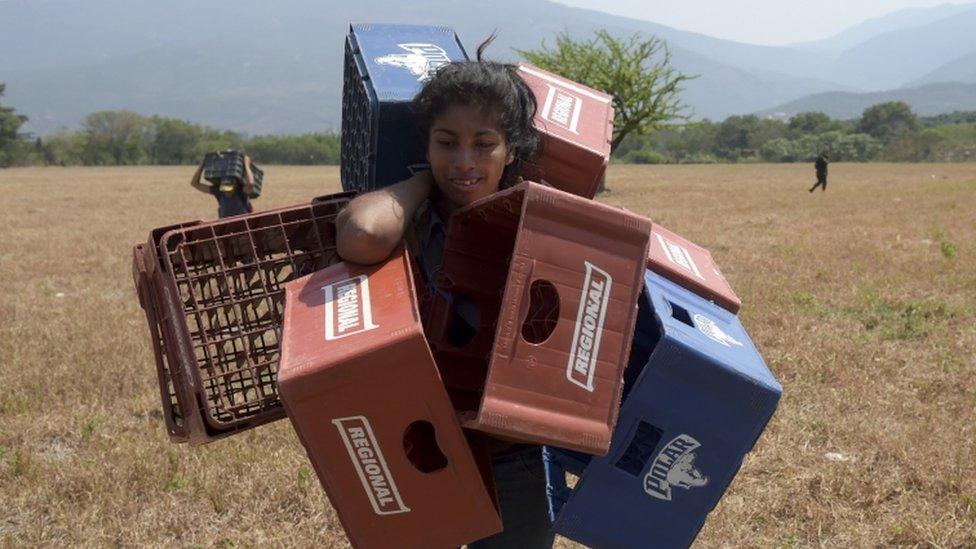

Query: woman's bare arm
[[336, 171, 434, 264], [190, 160, 211, 194], [243, 154, 255, 196]]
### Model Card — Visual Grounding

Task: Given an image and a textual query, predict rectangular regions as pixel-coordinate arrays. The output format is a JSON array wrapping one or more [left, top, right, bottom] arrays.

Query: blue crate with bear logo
[[544, 269, 782, 549], [340, 23, 468, 193]]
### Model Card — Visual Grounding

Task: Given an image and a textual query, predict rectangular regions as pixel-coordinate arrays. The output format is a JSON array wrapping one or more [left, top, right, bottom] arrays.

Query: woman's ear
[[505, 149, 515, 165]]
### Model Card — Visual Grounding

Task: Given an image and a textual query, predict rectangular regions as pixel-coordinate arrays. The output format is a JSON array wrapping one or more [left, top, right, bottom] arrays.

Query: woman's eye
[[476, 142, 497, 150], [436, 140, 455, 147]]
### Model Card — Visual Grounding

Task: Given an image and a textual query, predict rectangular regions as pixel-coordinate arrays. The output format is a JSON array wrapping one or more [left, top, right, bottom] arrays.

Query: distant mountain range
[[1, 0, 975, 135], [908, 51, 976, 87], [757, 82, 976, 120], [789, 2, 976, 54]]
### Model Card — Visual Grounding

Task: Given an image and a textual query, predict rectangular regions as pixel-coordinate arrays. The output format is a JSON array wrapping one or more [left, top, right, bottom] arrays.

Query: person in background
[[809, 151, 829, 192], [191, 153, 257, 218]]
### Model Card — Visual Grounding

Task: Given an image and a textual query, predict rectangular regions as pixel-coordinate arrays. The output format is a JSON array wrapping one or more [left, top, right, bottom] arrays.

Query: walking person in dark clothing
[[809, 151, 829, 192]]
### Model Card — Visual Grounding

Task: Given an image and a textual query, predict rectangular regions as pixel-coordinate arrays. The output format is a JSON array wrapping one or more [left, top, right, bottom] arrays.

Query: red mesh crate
[[517, 63, 614, 199], [278, 246, 501, 549], [134, 220, 206, 442], [426, 182, 651, 454], [133, 192, 355, 444], [646, 223, 741, 313], [133, 242, 188, 441]]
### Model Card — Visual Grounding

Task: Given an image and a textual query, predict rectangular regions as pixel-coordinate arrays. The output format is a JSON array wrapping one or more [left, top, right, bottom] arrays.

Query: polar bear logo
[[693, 313, 743, 348], [375, 43, 451, 81], [667, 452, 709, 491], [643, 434, 709, 501]]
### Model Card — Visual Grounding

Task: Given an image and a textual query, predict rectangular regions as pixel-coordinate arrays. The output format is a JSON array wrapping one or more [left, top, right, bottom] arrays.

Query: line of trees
[[0, 99, 341, 167], [616, 103, 976, 164], [2, 80, 974, 168]]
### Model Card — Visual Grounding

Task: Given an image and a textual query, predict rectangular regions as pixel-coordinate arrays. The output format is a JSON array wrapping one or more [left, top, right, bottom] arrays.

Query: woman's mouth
[[449, 177, 482, 189]]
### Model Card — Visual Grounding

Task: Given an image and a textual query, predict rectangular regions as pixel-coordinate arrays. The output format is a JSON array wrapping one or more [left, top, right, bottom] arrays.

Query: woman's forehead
[[430, 104, 504, 135]]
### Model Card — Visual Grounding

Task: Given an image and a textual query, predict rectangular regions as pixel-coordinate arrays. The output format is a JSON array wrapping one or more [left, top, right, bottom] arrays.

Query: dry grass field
[[1, 163, 974, 547]]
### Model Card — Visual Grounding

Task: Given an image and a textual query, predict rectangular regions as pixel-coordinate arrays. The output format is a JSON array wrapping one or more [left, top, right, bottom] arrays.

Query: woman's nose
[[453, 146, 476, 171]]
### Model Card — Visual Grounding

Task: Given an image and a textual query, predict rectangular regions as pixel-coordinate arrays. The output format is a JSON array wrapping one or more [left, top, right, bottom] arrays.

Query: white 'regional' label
[[333, 416, 410, 515], [541, 84, 583, 134], [374, 43, 451, 81], [324, 275, 379, 340], [656, 233, 704, 280], [566, 262, 612, 392], [643, 434, 709, 501]]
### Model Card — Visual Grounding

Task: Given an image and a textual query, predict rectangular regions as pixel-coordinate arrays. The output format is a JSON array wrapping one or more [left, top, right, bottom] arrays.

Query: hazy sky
[[551, 0, 971, 45]]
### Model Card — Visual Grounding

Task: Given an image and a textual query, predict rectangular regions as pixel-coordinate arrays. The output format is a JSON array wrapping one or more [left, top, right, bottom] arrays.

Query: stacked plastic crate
[[516, 63, 614, 199], [203, 150, 264, 197], [340, 23, 468, 193], [130, 192, 354, 444], [278, 246, 503, 548], [542, 227, 783, 548], [423, 182, 651, 453]]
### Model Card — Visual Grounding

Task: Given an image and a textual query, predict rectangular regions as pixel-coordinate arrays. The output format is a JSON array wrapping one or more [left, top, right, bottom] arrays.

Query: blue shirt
[[215, 187, 251, 218], [410, 199, 446, 293], [409, 200, 479, 328]]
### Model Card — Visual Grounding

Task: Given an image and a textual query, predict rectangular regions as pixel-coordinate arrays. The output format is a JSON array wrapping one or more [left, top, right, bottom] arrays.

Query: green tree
[[788, 111, 842, 136], [39, 130, 88, 166], [82, 110, 153, 165], [713, 115, 763, 160], [194, 129, 245, 159], [665, 121, 719, 163], [518, 30, 695, 153], [760, 138, 801, 162], [0, 83, 30, 167], [151, 117, 204, 164], [246, 133, 340, 165], [921, 110, 976, 126], [856, 101, 919, 142]]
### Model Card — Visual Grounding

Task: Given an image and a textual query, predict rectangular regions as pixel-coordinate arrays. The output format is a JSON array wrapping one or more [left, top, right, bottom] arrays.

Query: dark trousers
[[810, 173, 827, 192], [467, 447, 555, 549]]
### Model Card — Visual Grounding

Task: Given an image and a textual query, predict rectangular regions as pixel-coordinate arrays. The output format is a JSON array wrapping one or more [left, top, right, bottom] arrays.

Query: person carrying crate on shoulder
[[191, 151, 261, 218]]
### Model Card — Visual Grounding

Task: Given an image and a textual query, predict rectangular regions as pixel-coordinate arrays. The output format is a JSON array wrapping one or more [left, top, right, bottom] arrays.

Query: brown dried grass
[[0, 164, 973, 547]]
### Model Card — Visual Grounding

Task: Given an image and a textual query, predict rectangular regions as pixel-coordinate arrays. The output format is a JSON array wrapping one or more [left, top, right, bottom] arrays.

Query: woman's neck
[[433, 195, 458, 222]]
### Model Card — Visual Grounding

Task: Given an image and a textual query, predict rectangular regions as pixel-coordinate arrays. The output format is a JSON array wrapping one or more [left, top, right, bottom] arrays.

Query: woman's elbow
[[335, 211, 397, 265]]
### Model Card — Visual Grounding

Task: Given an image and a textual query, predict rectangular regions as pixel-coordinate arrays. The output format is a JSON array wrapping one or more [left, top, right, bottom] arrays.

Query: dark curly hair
[[412, 34, 540, 188]]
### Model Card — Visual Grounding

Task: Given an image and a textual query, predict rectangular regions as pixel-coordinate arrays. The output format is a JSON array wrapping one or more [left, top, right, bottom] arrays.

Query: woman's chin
[[440, 180, 487, 204]]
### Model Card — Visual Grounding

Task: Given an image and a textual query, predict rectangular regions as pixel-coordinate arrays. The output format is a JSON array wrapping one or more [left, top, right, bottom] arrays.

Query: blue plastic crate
[[544, 270, 782, 549], [340, 23, 468, 193]]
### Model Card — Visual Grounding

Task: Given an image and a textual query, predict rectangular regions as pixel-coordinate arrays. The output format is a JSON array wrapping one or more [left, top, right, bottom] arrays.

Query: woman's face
[[427, 104, 513, 214]]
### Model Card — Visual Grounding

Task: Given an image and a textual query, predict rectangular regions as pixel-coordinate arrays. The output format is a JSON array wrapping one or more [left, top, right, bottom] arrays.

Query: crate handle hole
[[403, 421, 448, 474], [669, 301, 694, 327], [614, 421, 664, 477], [521, 279, 559, 345]]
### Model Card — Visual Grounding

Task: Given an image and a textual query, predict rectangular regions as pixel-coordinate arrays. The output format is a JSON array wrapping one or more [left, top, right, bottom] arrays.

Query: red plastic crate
[[426, 182, 651, 454], [278, 246, 501, 549], [646, 223, 741, 313], [133, 242, 188, 440], [517, 63, 614, 199], [132, 192, 355, 444], [133, 220, 206, 442]]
